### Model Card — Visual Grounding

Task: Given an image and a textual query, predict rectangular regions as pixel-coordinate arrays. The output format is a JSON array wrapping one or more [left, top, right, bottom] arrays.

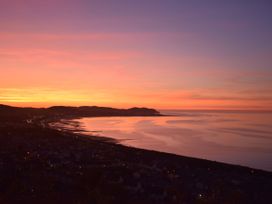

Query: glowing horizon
[[1, 1, 272, 110]]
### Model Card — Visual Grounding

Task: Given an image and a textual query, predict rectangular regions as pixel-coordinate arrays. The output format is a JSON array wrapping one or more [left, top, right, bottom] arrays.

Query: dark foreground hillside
[[0, 120, 271, 204]]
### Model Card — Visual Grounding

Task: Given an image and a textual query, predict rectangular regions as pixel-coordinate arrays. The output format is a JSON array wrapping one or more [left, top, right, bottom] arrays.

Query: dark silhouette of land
[[0, 104, 271, 203], [0, 104, 161, 121]]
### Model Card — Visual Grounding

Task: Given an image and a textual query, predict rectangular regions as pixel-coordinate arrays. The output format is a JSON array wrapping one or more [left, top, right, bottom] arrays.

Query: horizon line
[[1, 104, 272, 112]]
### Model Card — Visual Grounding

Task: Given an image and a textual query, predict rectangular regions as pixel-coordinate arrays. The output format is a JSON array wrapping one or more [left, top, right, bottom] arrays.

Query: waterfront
[[75, 110, 272, 171]]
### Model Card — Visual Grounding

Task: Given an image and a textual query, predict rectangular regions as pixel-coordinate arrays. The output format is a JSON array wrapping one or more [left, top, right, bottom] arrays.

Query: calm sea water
[[73, 110, 272, 171]]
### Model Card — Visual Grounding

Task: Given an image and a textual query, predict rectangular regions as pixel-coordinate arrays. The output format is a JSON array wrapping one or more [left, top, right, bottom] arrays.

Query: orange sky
[[1, 1, 272, 110]]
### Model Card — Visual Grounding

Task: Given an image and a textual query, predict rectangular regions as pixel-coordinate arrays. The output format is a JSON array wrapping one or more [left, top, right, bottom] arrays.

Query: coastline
[[0, 117, 272, 203], [54, 115, 272, 171]]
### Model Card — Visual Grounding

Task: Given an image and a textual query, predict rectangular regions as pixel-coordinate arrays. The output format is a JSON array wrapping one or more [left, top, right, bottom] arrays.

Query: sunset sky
[[0, 0, 272, 109]]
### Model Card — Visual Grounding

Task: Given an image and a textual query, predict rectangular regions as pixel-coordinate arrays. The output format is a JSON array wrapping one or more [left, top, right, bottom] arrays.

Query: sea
[[71, 110, 272, 171]]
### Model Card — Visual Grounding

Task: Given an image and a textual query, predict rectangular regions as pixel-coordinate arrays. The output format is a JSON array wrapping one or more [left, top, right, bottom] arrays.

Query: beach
[[69, 110, 272, 171], [0, 115, 272, 203]]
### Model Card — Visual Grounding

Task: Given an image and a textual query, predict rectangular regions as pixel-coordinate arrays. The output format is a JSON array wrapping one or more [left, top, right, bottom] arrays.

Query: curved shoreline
[[1, 121, 272, 203], [1, 106, 272, 203]]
